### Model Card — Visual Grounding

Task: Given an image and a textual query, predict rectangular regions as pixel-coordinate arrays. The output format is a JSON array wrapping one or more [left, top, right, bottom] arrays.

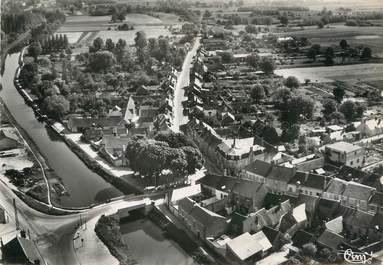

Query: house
[[317, 229, 345, 251], [67, 116, 127, 134], [108, 105, 123, 117], [325, 141, 365, 168], [278, 203, 307, 236], [0, 130, 20, 151], [292, 230, 314, 248], [288, 172, 330, 197], [177, 197, 228, 239], [325, 216, 344, 234], [341, 181, 375, 210], [153, 114, 172, 132], [0, 207, 6, 223], [82, 127, 103, 142], [221, 112, 235, 125], [123, 96, 137, 123], [343, 209, 383, 240], [1, 236, 42, 265], [322, 178, 348, 201], [368, 191, 383, 214], [98, 135, 130, 167], [261, 226, 284, 250], [356, 117, 383, 137], [226, 231, 272, 264]]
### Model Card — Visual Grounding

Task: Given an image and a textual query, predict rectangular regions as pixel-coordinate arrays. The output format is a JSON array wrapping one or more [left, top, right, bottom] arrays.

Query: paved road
[[172, 37, 200, 132], [0, 179, 152, 265]]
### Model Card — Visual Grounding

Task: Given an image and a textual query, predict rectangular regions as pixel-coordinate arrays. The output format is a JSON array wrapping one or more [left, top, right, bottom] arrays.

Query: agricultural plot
[[284, 25, 383, 57], [275, 63, 383, 84]]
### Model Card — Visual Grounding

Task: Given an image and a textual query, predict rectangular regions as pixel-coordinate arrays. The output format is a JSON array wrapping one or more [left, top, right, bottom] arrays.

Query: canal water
[[0, 53, 124, 208], [120, 218, 199, 265]]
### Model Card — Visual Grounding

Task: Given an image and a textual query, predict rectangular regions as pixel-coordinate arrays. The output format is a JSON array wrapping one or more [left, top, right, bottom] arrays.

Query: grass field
[[283, 24, 383, 57], [275, 63, 383, 83]]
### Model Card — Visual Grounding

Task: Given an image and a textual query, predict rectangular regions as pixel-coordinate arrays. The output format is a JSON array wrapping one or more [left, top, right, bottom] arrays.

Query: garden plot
[[275, 63, 383, 83]]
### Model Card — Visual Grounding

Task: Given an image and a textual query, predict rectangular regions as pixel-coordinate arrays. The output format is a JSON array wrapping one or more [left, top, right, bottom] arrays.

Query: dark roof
[[317, 229, 344, 250], [262, 226, 282, 245], [267, 165, 296, 183], [292, 230, 314, 248], [178, 197, 195, 214], [189, 204, 227, 226], [69, 116, 124, 128], [199, 174, 237, 192], [244, 160, 272, 177], [369, 192, 383, 206], [337, 165, 370, 181], [343, 181, 375, 201], [325, 178, 348, 195], [304, 173, 330, 190], [343, 209, 377, 228], [17, 236, 41, 264]]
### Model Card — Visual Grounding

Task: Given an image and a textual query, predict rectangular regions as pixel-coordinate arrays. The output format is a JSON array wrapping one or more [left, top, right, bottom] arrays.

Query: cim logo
[[341, 249, 374, 264]]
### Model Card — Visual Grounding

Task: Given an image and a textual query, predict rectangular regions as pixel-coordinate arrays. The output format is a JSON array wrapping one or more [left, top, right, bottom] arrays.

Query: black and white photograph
[[0, 0, 383, 264]]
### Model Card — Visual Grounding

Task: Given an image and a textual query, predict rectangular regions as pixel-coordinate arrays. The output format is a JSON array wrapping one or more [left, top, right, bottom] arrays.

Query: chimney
[[232, 138, 236, 149]]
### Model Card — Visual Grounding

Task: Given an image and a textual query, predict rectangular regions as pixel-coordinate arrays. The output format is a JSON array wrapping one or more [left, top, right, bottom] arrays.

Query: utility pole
[[13, 199, 20, 230]]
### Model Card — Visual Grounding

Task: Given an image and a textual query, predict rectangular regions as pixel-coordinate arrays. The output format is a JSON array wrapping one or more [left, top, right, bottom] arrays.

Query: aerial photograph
[[0, 0, 382, 264]]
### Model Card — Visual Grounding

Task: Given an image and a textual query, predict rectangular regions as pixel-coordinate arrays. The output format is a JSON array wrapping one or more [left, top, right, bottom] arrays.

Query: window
[[350, 161, 354, 165], [357, 159, 360, 163]]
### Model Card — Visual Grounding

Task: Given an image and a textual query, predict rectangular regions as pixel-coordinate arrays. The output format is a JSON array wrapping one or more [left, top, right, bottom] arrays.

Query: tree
[[251, 85, 265, 104], [259, 57, 276, 75], [88, 51, 116, 72], [324, 47, 335, 65], [245, 24, 257, 34], [246, 53, 260, 68], [328, 111, 345, 124], [105, 38, 115, 52], [340, 101, 365, 122], [333, 85, 345, 103], [307, 44, 321, 62], [339, 39, 348, 50], [302, 243, 317, 258], [361, 47, 372, 60], [284, 76, 300, 89], [221, 52, 233, 63], [322, 98, 338, 119], [260, 125, 279, 144], [43, 95, 70, 120], [316, 20, 324, 29], [181, 146, 204, 175], [92, 37, 104, 51], [134, 31, 147, 49], [154, 132, 195, 148], [281, 124, 300, 142], [115, 38, 127, 63], [28, 41, 42, 60], [279, 16, 288, 26], [280, 96, 314, 124]]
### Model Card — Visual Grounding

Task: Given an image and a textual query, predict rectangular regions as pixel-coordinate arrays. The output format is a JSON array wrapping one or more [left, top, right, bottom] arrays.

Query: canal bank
[[1, 53, 125, 208]]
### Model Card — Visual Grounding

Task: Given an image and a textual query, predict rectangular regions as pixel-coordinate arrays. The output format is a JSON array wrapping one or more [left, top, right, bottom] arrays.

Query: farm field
[[282, 25, 383, 57], [275, 63, 383, 84]]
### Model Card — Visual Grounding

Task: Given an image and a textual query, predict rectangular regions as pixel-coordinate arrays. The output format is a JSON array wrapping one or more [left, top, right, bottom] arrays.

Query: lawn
[[275, 63, 383, 83], [282, 24, 383, 57]]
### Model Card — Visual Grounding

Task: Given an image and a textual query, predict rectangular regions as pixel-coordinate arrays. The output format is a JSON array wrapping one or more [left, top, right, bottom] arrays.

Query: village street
[[172, 37, 201, 132]]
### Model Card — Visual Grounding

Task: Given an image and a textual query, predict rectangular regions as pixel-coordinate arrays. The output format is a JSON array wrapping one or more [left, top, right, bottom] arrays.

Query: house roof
[[252, 231, 272, 252], [138, 106, 159, 118], [292, 230, 314, 248], [199, 174, 237, 192], [262, 226, 282, 245], [317, 229, 344, 250], [267, 165, 296, 183], [326, 141, 362, 153], [178, 197, 195, 214], [342, 181, 375, 201], [217, 137, 265, 157], [343, 209, 377, 228], [102, 135, 130, 150], [325, 216, 343, 234], [69, 116, 124, 128], [0, 130, 20, 142], [325, 178, 348, 195], [244, 160, 272, 177], [190, 204, 227, 227], [369, 192, 383, 206], [16, 236, 41, 264], [227, 232, 263, 261]]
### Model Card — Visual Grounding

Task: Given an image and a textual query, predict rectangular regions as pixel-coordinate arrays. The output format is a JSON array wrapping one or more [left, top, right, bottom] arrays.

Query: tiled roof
[[227, 232, 263, 261], [292, 230, 314, 248], [190, 204, 227, 226], [325, 178, 348, 194], [199, 174, 237, 192], [342, 181, 375, 201], [326, 141, 362, 153], [267, 165, 296, 183], [178, 197, 195, 214], [325, 216, 343, 234], [369, 192, 383, 206], [244, 160, 272, 177], [317, 229, 344, 250]]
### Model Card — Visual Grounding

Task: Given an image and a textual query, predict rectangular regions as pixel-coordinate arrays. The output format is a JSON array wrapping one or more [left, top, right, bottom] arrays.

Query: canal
[[120, 217, 199, 265], [0, 53, 124, 208]]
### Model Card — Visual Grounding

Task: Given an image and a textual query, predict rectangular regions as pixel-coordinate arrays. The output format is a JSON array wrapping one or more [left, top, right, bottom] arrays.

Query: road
[[0, 178, 153, 265], [172, 37, 200, 132]]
